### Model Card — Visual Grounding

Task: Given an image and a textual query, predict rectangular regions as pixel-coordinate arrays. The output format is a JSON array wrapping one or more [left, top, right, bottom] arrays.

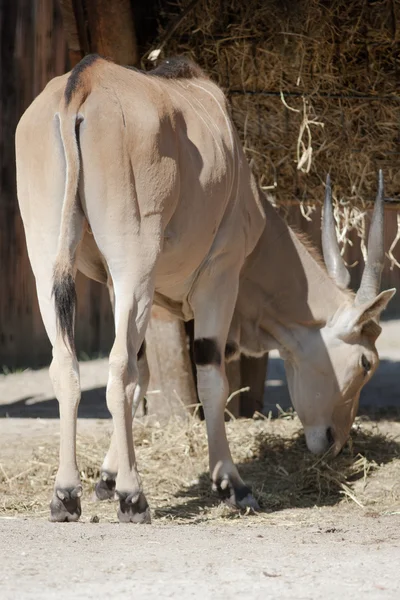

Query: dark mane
[[65, 53, 101, 105], [293, 228, 355, 299], [149, 56, 205, 80], [292, 228, 326, 270], [65, 55, 205, 98]]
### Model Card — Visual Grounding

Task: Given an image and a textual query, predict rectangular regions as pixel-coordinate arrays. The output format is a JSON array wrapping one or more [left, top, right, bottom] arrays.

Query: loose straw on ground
[[1, 415, 399, 522]]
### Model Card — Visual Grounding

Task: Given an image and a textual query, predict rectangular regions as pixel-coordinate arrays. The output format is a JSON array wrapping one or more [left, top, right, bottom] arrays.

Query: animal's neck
[[236, 196, 350, 355]]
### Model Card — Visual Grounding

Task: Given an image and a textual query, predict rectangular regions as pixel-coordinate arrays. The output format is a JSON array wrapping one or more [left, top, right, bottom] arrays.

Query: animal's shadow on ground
[[154, 427, 400, 520], [0, 387, 109, 419], [1, 356, 398, 420]]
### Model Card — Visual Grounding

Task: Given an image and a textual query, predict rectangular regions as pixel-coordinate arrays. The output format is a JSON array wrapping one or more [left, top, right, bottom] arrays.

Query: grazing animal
[[16, 54, 394, 522]]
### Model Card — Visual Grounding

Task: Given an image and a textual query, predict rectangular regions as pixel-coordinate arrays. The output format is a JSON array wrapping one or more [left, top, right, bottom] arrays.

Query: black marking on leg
[[193, 338, 221, 366], [216, 481, 251, 503], [64, 53, 100, 105], [49, 486, 82, 522], [137, 340, 146, 361], [225, 341, 239, 361], [117, 491, 151, 524], [94, 471, 116, 501]]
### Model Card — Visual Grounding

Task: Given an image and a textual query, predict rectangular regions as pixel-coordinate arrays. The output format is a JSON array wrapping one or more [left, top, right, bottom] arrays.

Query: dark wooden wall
[[0, 0, 114, 369]]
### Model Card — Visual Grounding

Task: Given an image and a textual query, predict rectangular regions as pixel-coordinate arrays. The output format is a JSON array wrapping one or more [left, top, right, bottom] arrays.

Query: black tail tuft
[[52, 271, 77, 353]]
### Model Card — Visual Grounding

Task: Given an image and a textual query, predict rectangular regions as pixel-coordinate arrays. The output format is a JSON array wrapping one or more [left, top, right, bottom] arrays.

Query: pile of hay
[[145, 0, 400, 256], [1, 415, 399, 522]]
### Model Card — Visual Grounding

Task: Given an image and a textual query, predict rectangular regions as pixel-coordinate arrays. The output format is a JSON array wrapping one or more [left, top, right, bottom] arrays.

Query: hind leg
[[106, 284, 153, 521], [95, 341, 150, 501], [99, 229, 161, 522], [49, 337, 82, 522], [94, 280, 150, 502], [19, 206, 82, 521], [17, 108, 84, 521], [78, 95, 178, 519], [28, 254, 83, 522]]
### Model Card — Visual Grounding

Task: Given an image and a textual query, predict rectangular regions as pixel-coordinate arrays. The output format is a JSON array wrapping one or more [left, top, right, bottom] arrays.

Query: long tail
[[52, 54, 100, 352]]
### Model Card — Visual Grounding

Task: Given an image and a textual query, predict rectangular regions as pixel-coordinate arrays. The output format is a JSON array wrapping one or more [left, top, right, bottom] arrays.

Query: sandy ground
[[1, 515, 399, 600], [0, 320, 399, 599]]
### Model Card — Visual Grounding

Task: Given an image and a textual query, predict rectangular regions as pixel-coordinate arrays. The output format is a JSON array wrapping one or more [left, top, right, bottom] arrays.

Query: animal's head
[[284, 172, 395, 455]]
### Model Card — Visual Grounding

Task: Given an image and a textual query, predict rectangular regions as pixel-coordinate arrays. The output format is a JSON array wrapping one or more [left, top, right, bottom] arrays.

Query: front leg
[[194, 342, 258, 509], [192, 270, 259, 511]]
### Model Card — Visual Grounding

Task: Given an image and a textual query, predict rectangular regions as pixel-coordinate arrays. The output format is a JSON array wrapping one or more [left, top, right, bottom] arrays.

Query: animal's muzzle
[[304, 425, 335, 455]]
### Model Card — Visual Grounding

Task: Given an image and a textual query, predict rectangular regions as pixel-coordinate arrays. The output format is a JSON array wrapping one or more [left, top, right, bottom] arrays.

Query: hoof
[[117, 491, 151, 524], [50, 486, 82, 522], [94, 471, 116, 501], [213, 479, 260, 512]]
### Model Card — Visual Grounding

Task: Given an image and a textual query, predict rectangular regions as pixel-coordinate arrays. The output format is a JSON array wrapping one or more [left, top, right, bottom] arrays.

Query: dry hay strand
[[145, 0, 400, 265], [1, 415, 399, 522]]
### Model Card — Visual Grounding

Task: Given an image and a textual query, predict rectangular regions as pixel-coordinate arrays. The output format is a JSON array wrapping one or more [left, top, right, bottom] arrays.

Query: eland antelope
[[16, 55, 395, 522]]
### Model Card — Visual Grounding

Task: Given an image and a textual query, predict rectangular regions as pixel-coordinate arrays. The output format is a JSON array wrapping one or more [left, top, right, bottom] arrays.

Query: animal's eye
[[361, 354, 371, 373]]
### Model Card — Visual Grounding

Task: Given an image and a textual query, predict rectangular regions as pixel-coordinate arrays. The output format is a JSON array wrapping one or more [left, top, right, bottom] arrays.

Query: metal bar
[[273, 199, 400, 210], [229, 90, 400, 101], [170, 32, 399, 46]]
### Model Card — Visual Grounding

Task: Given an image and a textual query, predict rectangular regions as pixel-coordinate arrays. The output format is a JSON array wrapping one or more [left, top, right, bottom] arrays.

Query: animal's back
[[17, 56, 265, 315]]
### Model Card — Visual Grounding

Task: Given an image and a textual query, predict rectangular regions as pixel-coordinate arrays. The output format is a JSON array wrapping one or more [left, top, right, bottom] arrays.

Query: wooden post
[[59, 0, 138, 66], [58, 0, 89, 67], [240, 354, 268, 417], [145, 307, 197, 421], [225, 360, 241, 418], [84, 0, 138, 66]]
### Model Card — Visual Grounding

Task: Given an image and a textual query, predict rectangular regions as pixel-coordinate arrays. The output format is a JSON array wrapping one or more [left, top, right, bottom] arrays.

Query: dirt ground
[[0, 320, 399, 599], [1, 514, 399, 600]]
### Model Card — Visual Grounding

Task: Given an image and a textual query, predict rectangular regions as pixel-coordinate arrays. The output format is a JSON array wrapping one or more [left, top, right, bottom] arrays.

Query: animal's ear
[[329, 288, 396, 339], [352, 288, 396, 328]]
